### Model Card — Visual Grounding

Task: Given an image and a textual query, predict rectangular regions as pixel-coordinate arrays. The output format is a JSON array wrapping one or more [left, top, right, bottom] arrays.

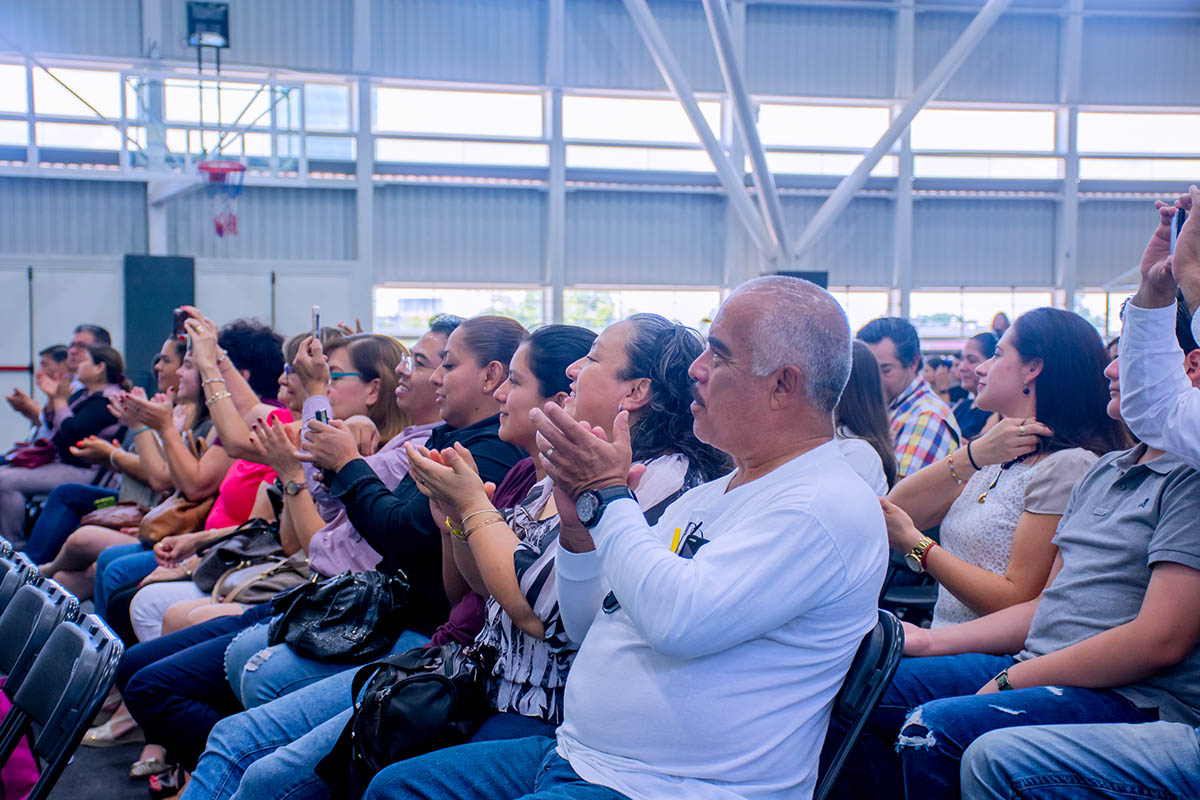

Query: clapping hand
[[248, 416, 303, 480], [406, 443, 492, 522], [181, 309, 222, 369], [6, 388, 40, 423], [69, 436, 118, 464], [122, 387, 176, 433], [530, 403, 633, 502]]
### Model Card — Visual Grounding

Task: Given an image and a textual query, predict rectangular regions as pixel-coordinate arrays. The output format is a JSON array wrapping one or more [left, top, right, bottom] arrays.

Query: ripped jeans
[[839, 653, 1157, 800]]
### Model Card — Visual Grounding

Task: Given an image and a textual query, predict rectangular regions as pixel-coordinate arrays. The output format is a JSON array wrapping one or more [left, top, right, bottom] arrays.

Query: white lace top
[[931, 447, 1099, 627]]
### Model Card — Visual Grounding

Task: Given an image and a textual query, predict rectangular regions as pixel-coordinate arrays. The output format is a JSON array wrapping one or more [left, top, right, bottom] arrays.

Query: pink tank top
[[203, 406, 293, 528]]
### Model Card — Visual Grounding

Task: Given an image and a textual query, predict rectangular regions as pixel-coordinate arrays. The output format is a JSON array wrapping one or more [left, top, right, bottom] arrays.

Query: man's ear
[[770, 365, 804, 410], [620, 377, 652, 413], [1185, 349, 1200, 389]]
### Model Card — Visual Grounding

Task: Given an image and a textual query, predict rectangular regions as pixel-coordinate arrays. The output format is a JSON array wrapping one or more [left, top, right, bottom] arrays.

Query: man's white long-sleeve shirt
[[554, 441, 888, 800], [1120, 302, 1200, 469]]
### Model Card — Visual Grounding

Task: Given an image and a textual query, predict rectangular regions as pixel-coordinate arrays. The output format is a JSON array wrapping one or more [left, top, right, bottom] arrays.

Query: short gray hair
[[732, 276, 852, 413]]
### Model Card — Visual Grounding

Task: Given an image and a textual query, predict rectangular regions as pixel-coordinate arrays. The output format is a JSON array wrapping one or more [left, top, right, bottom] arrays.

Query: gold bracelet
[[201, 377, 226, 387], [948, 450, 965, 485], [461, 517, 505, 542], [460, 508, 500, 529], [205, 391, 232, 407]]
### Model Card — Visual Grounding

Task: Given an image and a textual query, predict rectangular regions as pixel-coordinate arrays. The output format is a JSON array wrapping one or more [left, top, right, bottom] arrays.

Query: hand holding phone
[[311, 305, 321, 341], [173, 308, 188, 339], [1171, 207, 1188, 254]]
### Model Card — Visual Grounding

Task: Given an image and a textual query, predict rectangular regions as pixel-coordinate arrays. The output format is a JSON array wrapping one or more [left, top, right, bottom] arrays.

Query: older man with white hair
[[359, 276, 889, 800]]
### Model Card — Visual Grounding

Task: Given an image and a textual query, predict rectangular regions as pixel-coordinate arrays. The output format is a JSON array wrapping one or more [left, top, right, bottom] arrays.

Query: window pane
[[274, 87, 301, 130], [829, 289, 889, 335], [305, 84, 350, 132], [307, 136, 356, 160], [1078, 112, 1200, 154], [563, 96, 721, 144], [124, 77, 142, 120], [165, 79, 272, 128], [566, 145, 714, 172], [914, 155, 1063, 179], [33, 67, 120, 118], [0, 64, 27, 113], [376, 138, 547, 167], [766, 152, 897, 177], [563, 289, 720, 333], [0, 120, 27, 146], [1079, 158, 1200, 181], [374, 287, 544, 338], [35, 121, 120, 149], [1074, 291, 1129, 340], [911, 109, 1055, 152], [910, 291, 968, 339], [373, 88, 542, 137], [756, 104, 890, 149]]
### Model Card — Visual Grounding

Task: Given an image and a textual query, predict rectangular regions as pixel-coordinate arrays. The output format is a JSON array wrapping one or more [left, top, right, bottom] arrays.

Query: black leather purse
[[266, 571, 410, 663], [315, 642, 497, 796]]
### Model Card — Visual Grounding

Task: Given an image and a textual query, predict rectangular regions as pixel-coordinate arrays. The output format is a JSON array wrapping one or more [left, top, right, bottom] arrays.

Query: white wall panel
[[0, 178, 146, 257], [374, 186, 546, 284], [782, 196, 893, 287], [167, 187, 356, 261], [195, 268, 273, 327], [1081, 17, 1200, 106], [1, 0, 142, 58], [566, 191, 724, 285], [162, 0, 353, 73], [915, 12, 1059, 103], [1077, 201, 1150, 288], [565, 0, 722, 92], [0, 269, 34, 451], [373, 0, 545, 84], [746, 5, 893, 98], [914, 199, 1056, 287], [274, 274, 355, 338]]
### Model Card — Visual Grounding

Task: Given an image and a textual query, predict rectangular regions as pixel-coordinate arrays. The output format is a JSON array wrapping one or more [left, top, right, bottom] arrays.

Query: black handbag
[[266, 571, 410, 663], [190, 518, 283, 594], [315, 642, 497, 796]]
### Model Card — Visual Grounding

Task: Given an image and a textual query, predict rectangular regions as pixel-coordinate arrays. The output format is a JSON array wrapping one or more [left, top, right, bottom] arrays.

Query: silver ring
[[544, 447, 555, 459]]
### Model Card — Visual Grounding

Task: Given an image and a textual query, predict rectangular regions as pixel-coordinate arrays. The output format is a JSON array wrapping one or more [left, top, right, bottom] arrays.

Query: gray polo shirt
[[1019, 444, 1200, 725]]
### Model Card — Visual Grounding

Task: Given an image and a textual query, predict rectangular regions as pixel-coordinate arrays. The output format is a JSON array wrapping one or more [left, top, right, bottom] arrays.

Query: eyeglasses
[[397, 355, 414, 375], [329, 371, 364, 381]]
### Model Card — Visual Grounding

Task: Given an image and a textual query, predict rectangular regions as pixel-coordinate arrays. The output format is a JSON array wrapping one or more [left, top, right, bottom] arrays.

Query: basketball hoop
[[197, 159, 245, 237]]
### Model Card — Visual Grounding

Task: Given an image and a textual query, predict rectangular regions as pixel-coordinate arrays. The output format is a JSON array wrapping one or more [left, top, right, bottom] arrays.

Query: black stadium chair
[[0, 553, 37, 611], [0, 537, 13, 559], [814, 609, 904, 800], [0, 614, 123, 800], [0, 580, 80, 692]]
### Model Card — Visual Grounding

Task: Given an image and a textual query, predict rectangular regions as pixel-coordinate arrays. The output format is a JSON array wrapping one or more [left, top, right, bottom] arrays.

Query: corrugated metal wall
[[167, 186, 356, 260], [1080, 17, 1200, 106], [913, 199, 1057, 287], [374, 186, 546, 284], [373, 0, 545, 85], [161, 0, 353, 73], [782, 196, 893, 287], [566, 0, 722, 92], [1, 0, 142, 58], [746, 5, 894, 98], [0, 178, 146, 255], [915, 12, 1059, 103], [1077, 201, 1150, 288], [566, 191, 724, 285]]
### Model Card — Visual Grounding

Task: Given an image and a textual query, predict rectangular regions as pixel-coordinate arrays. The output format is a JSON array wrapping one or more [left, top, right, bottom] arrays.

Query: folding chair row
[[0, 551, 39, 612], [0, 614, 123, 800]]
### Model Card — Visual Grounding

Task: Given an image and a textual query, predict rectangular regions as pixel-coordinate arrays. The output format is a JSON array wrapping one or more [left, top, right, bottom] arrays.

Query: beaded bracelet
[[947, 450, 965, 485], [201, 377, 226, 387], [205, 391, 232, 407]]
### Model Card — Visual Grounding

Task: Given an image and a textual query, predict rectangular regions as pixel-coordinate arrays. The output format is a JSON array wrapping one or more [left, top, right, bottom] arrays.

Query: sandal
[[82, 712, 145, 748], [130, 756, 172, 779], [148, 764, 188, 800]]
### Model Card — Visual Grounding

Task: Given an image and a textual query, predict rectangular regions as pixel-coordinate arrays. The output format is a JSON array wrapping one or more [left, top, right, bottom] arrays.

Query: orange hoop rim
[[197, 159, 246, 181]]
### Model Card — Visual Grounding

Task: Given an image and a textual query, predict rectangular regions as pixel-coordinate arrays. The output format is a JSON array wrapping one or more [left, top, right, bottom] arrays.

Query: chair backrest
[[0, 554, 37, 611], [0, 538, 12, 559], [0, 580, 80, 694], [0, 614, 123, 800], [814, 609, 904, 800]]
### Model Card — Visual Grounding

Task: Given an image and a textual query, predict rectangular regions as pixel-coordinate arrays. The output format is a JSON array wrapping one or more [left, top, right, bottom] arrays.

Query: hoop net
[[197, 160, 246, 237]]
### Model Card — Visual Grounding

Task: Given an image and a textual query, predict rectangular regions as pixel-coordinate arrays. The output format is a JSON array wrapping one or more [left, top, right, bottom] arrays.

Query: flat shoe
[[130, 757, 172, 779], [82, 715, 145, 748]]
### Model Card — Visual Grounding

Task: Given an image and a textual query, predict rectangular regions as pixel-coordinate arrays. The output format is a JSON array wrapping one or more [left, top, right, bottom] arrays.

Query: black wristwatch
[[576, 486, 636, 528]]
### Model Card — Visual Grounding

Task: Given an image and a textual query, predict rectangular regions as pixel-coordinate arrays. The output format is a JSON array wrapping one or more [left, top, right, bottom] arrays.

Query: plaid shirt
[[889, 376, 961, 478]]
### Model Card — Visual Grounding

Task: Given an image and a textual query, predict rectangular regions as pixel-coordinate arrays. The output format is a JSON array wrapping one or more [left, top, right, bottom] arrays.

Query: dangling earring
[[1022, 385, 1031, 396]]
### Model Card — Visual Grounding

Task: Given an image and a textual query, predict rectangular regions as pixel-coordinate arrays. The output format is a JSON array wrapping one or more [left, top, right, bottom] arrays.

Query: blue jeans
[[842, 653, 1158, 800], [185, 629, 430, 800], [23, 483, 116, 563], [93, 542, 154, 619], [960, 722, 1200, 800], [223, 621, 360, 708], [363, 736, 631, 800]]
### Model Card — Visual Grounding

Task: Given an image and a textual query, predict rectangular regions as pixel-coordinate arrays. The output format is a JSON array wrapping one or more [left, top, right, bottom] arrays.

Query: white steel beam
[[546, 0, 566, 324], [621, 0, 774, 257], [891, 0, 915, 318], [702, 0, 791, 263], [1054, 0, 1084, 310], [793, 0, 1015, 259]]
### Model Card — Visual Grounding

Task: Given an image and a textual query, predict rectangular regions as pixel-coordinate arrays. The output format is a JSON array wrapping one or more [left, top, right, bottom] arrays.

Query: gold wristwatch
[[904, 536, 937, 573]]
